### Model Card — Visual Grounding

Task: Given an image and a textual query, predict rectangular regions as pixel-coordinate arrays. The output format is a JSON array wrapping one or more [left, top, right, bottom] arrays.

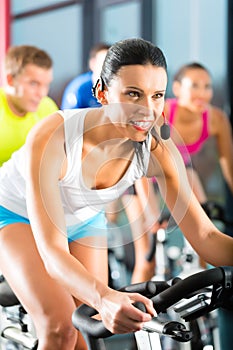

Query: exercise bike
[[72, 266, 233, 350], [104, 200, 233, 350], [145, 200, 233, 350], [0, 275, 38, 350]]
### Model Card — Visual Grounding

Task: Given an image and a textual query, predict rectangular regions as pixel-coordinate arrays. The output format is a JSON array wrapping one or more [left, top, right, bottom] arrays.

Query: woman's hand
[[97, 289, 156, 334]]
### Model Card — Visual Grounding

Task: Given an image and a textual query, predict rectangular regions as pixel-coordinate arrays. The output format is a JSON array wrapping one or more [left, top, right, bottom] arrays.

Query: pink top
[[167, 98, 209, 165]]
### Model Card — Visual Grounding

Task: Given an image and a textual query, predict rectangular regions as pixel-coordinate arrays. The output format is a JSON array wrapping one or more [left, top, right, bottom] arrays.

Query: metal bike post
[[135, 330, 162, 350]]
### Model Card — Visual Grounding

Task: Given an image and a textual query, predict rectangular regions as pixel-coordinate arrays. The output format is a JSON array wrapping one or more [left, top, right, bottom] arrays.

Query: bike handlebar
[[71, 280, 168, 339], [72, 266, 233, 339], [152, 266, 232, 313]]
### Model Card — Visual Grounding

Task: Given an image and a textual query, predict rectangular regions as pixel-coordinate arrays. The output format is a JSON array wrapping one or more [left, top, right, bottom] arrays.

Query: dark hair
[[173, 62, 210, 82], [100, 38, 167, 89]]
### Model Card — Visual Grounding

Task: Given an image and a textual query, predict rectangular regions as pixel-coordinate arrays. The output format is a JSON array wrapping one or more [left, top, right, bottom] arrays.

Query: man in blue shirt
[[61, 43, 110, 109]]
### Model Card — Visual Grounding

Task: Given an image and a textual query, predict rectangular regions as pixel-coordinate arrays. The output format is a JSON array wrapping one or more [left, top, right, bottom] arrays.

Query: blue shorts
[[0, 205, 107, 242]]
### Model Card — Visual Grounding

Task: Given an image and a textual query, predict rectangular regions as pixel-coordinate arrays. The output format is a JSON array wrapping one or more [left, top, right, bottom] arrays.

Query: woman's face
[[104, 64, 167, 142], [173, 68, 213, 112]]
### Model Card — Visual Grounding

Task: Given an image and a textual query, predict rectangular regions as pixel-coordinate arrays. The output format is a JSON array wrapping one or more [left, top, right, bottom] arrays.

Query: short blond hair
[[5, 45, 53, 77]]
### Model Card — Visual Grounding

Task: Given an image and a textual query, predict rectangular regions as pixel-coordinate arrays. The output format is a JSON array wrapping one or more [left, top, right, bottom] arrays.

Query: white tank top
[[0, 108, 151, 226]]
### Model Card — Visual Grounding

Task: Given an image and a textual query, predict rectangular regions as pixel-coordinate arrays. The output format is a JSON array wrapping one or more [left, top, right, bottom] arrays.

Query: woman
[[164, 62, 233, 201], [164, 61, 233, 350], [0, 38, 232, 350]]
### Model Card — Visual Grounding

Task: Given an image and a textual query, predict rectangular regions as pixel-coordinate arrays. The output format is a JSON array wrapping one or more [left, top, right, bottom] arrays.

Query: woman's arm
[[134, 177, 163, 232], [25, 113, 97, 300], [211, 107, 233, 194], [150, 138, 233, 266], [24, 112, 155, 333]]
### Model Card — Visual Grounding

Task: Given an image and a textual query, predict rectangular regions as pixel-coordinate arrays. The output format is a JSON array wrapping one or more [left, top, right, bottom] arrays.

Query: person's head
[[4, 45, 53, 115], [88, 43, 110, 84], [92, 38, 167, 141], [172, 62, 213, 112]]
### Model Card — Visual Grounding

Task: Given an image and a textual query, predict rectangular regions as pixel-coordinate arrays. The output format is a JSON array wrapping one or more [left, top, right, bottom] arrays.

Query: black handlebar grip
[[120, 280, 157, 295], [121, 280, 171, 297], [72, 300, 149, 338], [72, 304, 112, 339], [133, 301, 147, 312], [152, 267, 226, 313]]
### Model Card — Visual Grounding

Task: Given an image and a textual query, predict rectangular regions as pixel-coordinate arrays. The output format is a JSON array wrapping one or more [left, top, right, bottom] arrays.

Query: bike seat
[[0, 275, 20, 307]]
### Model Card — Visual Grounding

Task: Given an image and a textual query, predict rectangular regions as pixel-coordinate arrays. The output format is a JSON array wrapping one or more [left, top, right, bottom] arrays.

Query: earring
[[160, 111, 170, 140], [92, 77, 105, 97], [98, 76, 104, 91], [92, 80, 98, 97]]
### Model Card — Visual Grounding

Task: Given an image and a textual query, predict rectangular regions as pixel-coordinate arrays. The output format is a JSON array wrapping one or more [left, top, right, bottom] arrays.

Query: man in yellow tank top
[[0, 45, 58, 166]]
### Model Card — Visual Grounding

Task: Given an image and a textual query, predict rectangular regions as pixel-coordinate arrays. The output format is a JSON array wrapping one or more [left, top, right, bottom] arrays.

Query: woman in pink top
[[164, 61, 233, 350], [164, 62, 233, 203]]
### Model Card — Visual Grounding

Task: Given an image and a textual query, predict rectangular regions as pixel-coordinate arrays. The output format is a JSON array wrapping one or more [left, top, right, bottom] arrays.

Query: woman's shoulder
[[59, 107, 90, 119], [208, 105, 229, 135]]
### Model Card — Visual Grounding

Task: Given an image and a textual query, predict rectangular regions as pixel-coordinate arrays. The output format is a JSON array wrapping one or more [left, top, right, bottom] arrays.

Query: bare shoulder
[[25, 112, 66, 170], [209, 105, 230, 136], [25, 112, 67, 179], [26, 112, 65, 148]]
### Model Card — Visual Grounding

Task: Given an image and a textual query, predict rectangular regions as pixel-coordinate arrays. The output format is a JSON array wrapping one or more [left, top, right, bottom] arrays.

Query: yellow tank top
[[0, 88, 58, 166]]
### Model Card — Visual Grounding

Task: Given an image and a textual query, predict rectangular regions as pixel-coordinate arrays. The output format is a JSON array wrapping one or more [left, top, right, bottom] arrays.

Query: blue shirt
[[61, 71, 101, 109]]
